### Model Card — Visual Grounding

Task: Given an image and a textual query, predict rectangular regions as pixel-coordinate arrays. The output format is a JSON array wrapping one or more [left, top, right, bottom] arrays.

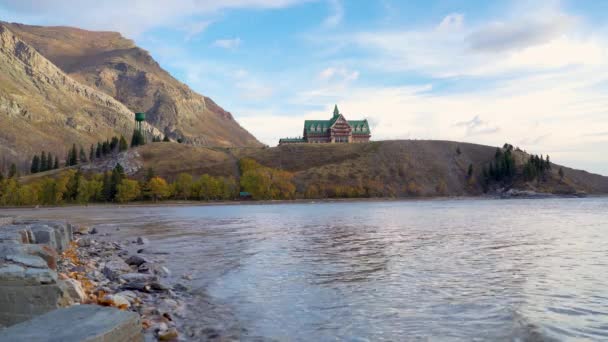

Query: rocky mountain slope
[[2, 22, 261, 148], [0, 24, 164, 170]]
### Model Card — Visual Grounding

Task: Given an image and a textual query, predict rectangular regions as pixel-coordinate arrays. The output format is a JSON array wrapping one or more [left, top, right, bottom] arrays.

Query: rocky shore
[[60, 225, 189, 341], [0, 217, 190, 341]]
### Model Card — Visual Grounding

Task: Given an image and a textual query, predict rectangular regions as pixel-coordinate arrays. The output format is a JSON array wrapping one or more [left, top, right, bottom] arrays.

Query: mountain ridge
[[2, 22, 261, 147]]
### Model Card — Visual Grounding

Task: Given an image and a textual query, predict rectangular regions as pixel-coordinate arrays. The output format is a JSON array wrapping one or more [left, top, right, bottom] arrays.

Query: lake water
[[3, 198, 608, 341]]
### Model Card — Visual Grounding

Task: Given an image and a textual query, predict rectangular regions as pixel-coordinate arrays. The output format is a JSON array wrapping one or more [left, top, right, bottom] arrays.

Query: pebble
[[158, 327, 179, 341], [136, 237, 149, 245]]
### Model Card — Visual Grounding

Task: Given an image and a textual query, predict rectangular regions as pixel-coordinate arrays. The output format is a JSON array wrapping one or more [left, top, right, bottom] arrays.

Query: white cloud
[[323, 0, 343, 28], [0, 0, 311, 37], [318, 67, 359, 82], [213, 38, 242, 50]]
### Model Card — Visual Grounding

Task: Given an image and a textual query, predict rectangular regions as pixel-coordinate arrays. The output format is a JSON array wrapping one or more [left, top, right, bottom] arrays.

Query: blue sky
[[1, 0, 607, 175]]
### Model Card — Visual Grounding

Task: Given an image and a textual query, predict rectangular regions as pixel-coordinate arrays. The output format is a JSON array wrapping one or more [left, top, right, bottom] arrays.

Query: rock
[[5, 254, 48, 268], [115, 290, 139, 304], [60, 278, 87, 303], [156, 266, 171, 278], [90, 227, 98, 235], [125, 255, 148, 267], [136, 237, 149, 245], [158, 327, 179, 341], [77, 237, 92, 247], [74, 225, 91, 235], [25, 244, 58, 270], [103, 294, 130, 308], [137, 248, 144, 254], [0, 305, 143, 341], [172, 283, 190, 292], [181, 273, 193, 280], [102, 258, 131, 281], [150, 281, 170, 292], [138, 263, 151, 273], [120, 273, 158, 291]]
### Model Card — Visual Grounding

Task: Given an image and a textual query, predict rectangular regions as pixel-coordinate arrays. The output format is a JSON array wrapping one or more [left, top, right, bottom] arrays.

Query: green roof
[[303, 118, 370, 135]]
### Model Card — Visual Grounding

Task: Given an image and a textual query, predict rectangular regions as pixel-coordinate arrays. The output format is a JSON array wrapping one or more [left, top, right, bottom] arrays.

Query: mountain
[[0, 24, 166, 170], [2, 22, 261, 148]]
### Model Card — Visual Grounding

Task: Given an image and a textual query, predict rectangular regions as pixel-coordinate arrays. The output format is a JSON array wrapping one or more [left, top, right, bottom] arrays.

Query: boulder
[[0, 305, 143, 341], [60, 278, 87, 304], [119, 273, 157, 291], [5, 254, 48, 268], [136, 237, 149, 245], [125, 255, 148, 267], [102, 258, 131, 281]]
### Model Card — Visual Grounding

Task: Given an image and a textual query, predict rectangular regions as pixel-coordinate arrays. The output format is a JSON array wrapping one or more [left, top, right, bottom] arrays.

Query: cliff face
[[0, 24, 162, 167], [3, 22, 261, 147]]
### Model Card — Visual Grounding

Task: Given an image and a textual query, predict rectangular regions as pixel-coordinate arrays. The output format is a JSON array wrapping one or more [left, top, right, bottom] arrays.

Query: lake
[[2, 198, 608, 341]]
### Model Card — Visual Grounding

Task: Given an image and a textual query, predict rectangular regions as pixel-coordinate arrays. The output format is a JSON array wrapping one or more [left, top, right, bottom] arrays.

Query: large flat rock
[[0, 305, 143, 342]]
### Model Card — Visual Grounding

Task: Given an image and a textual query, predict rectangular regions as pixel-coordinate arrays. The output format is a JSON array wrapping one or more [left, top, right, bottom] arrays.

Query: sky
[[1, 0, 607, 175]]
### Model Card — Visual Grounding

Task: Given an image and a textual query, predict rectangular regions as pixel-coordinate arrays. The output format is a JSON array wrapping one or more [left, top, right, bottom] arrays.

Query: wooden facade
[[279, 105, 371, 145]]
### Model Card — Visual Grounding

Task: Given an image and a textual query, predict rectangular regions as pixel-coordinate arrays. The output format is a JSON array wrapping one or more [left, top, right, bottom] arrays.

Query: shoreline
[[1, 193, 603, 210]]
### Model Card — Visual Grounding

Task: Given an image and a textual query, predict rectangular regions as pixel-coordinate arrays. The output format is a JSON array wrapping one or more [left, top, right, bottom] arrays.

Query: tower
[[135, 112, 146, 133]]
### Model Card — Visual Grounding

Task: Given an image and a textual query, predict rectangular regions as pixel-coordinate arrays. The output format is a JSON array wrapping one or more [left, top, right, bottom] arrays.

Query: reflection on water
[[3, 198, 608, 341]]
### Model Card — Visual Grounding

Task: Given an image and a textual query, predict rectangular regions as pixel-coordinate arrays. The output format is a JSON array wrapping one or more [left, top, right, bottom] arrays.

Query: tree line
[[0, 165, 239, 206]]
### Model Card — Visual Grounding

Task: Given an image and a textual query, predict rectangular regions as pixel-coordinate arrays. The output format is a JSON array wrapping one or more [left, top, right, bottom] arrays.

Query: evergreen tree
[[546, 155, 551, 170], [53, 156, 59, 170], [79, 146, 87, 163], [40, 152, 47, 172], [96, 142, 102, 159], [8, 163, 17, 178], [31, 155, 40, 174], [46, 153, 53, 171], [131, 130, 145, 147], [109, 164, 126, 201], [119, 136, 128, 152], [70, 144, 78, 166], [102, 141, 110, 156], [110, 136, 119, 152], [163, 135, 170, 142], [65, 152, 70, 167], [101, 172, 112, 202], [559, 167, 564, 180], [467, 164, 474, 178], [456, 146, 461, 155], [89, 145, 95, 161]]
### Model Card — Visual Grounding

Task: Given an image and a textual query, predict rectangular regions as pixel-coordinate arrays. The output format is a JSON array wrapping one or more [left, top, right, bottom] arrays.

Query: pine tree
[[102, 141, 110, 156], [46, 154, 54, 171], [30, 155, 40, 174], [8, 163, 17, 178], [559, 167, 564, 180], [79, 146, 87, 163], [96, 142, 102, 159], [110, 137, 119, 152], [89, 144, 95, 161], [53, 156, 59, 169], [40, 152, 47, 172], [131, 130, 145, 147], [119, 136, 128, 152], [70, 144, 78, 166], [163, 135, 170, 142], [467, 164, 473, 178]]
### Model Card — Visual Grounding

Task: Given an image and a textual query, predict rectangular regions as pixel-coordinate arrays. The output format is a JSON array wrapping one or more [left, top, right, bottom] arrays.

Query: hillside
[[0, 24, 164, 170], [2, 22, 261, 148], [30, 140, 607, 198]]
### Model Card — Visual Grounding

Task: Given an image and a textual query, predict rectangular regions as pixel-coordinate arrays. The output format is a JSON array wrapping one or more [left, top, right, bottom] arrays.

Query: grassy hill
[[31, 140, 604, 198]]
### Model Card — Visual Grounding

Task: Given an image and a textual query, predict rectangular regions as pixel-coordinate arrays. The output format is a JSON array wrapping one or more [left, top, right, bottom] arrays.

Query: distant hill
[[33, 140, 607, 197], [0, 22, 261, 170]]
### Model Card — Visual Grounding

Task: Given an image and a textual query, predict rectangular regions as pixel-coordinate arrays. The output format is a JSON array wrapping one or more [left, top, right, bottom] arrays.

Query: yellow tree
[[174, 173, 193, 200], [147, 177, 171, 202], [116, 179, 141, 203]]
